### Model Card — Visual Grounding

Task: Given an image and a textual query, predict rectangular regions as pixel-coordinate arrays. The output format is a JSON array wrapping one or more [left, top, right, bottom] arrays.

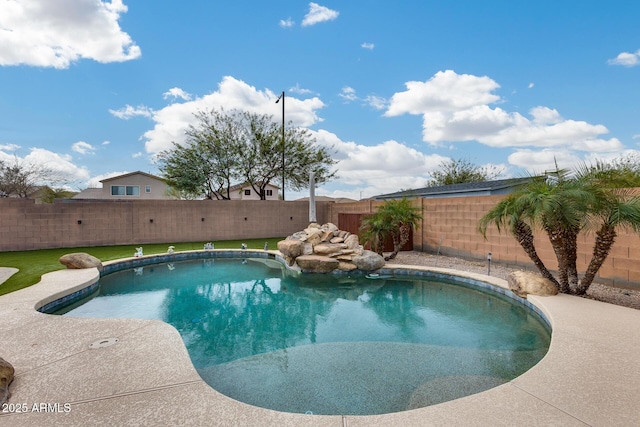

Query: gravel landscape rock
[[390, 251, 640, 310]]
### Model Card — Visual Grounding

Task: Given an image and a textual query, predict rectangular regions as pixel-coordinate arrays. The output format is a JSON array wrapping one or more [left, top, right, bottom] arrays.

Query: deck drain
[[89, 338, 119, 349]]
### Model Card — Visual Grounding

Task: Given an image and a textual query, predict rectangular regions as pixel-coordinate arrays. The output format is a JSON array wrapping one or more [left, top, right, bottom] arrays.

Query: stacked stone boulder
[[277, 222, 385, 273]]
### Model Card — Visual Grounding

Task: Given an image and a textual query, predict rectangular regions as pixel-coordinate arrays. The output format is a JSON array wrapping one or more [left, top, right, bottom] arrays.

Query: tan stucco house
[[223, 183, 280, 200], [73, 171, 172, 200]]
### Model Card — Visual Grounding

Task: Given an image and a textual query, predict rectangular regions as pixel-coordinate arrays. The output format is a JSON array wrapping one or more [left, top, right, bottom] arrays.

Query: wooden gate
[[338, 213, 412, 252]]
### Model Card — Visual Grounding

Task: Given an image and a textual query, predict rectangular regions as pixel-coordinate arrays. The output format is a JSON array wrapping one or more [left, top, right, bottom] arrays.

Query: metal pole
[[309, 171, 316, 223], [281, 91, 285, 201], [275, 91, 285, 200]]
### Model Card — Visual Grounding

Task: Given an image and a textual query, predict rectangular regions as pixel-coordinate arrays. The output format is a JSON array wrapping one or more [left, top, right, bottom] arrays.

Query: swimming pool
[[53, 254, 550, 416]]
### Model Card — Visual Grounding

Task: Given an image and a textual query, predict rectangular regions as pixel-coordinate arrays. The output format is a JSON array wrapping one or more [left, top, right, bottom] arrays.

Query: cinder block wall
[[328, 197, 640, 289], [3, 196, 639, 289], [0, 199, 331, 251]]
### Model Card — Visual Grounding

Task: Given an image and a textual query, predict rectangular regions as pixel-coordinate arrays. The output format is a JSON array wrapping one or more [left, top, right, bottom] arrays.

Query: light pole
[[275, 91, 285, 200]]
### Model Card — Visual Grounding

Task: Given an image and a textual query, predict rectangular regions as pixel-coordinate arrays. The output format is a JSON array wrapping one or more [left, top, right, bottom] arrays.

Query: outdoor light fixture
[[77, 220, 82, 225], [487, 252, 492, 275], [275, 91, 285, 201]]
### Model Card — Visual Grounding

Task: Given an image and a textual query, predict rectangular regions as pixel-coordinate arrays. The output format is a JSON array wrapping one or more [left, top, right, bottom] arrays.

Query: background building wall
[[101, 174, 170, 200]]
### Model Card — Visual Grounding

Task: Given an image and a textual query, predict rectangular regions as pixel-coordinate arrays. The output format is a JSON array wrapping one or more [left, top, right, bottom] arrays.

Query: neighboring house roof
[[374, 177, 533, 200], [73, 171, 171, 200], [294, 196, 357, 203], [100, 171, 166, 183], [72, 188, 106, 199], [227, 182, 280, 191]]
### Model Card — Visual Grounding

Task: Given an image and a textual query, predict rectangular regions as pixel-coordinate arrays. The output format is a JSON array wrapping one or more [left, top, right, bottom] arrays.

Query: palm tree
[[360, 199, 422, 261], [478, 193, 560, 288], [359, 213, 391, 256], [479, 162, 640, 295], [573, 162, 640, 294]]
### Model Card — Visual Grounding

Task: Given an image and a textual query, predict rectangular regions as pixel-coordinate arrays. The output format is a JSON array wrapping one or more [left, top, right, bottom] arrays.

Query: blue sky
[[1, 1, 640, 200]]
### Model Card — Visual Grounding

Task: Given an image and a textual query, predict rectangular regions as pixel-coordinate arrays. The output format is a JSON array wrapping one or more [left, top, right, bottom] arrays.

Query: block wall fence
[[2, 196, 639, 289], [0, 199, 332, 252], [327, 197, 640, 290]]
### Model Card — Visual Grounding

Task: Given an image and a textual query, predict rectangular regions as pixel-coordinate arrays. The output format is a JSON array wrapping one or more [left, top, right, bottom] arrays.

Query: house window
[[244, 189, 251, 196], [111, 185, 140, 196], [145, 185, 151, 193], [266, 189, 273, 196]]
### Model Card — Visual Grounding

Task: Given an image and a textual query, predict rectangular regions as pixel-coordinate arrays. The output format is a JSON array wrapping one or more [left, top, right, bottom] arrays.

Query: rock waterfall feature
[[278, 222, 385, 273]]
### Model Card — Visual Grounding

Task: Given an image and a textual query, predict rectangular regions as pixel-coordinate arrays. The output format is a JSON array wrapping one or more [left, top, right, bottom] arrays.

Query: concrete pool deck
[[0, 263, 639, 426]]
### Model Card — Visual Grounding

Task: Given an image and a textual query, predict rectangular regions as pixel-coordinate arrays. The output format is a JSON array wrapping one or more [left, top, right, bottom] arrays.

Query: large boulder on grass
[[59, 253, 103, 272], [0, 357, 14, 405], [507, 271, 559, 298]]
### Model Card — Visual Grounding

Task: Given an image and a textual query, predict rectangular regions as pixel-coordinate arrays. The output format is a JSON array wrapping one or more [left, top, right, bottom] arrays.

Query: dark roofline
[[374, 177, 534, 199], [100, 171, 166, 183]]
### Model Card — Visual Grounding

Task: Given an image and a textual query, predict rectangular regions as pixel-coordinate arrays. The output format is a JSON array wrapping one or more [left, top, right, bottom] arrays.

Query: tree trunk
[[561, 227, 580, 293], [374, 232, 384, 256], [385, 224, 409, 261], [545, 227, 571, 293], [515, 221, 561, 289], [576, 225, 617, 295]]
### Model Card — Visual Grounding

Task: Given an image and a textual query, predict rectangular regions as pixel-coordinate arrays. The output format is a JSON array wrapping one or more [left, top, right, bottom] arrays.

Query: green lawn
[[0, 237, 284, 296]]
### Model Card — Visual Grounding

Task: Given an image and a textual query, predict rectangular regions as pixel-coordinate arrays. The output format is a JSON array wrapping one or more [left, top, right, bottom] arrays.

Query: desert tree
[[157, 108, 336, 200], [429, 158, 503, 186]]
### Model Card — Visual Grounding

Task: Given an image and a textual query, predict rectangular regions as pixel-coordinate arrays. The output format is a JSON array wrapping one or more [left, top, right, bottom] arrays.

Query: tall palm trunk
[[515, 221, 560, 289], [563, 227, 580, 293], [576, 225, 617, 295], [545, 228, 571, 293]]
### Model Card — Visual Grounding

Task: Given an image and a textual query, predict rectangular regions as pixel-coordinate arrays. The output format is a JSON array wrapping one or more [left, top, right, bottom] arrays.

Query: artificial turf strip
[[0, 237, 284, 296]]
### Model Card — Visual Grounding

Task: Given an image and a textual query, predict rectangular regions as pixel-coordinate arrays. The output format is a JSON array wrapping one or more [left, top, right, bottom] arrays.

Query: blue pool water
[[58, 257, 551, 415]]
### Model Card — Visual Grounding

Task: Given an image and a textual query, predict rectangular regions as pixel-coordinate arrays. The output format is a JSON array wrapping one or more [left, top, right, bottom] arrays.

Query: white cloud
[[302, 3, 339, 27], [339, 86, 358, 102], [109, 104, 154, 120], [530, 106, 562, 125], [364, 95, 387, 110], [289, 83, 314, 95], [0, 143, 20, 152], [71, 141, 96, 155], [508, 149, 581, 172], [385, 70, 501, 117], [339, 87, 386, 109], [361, 42, 375, 50], [163, 87, 192, 101], [132, 152, 143, 158], [279, 17, 295, 28], [309, 129, 448, 195], [142, 76, 325, 154], [102, 140, 111, 145], [528, 82, 535, 89], [86, 171, 130, 188], [0, 0, 140, 69], [385, 69, 621, 160], [9, 148, 91, 184], [608, 49, 640, 67]]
